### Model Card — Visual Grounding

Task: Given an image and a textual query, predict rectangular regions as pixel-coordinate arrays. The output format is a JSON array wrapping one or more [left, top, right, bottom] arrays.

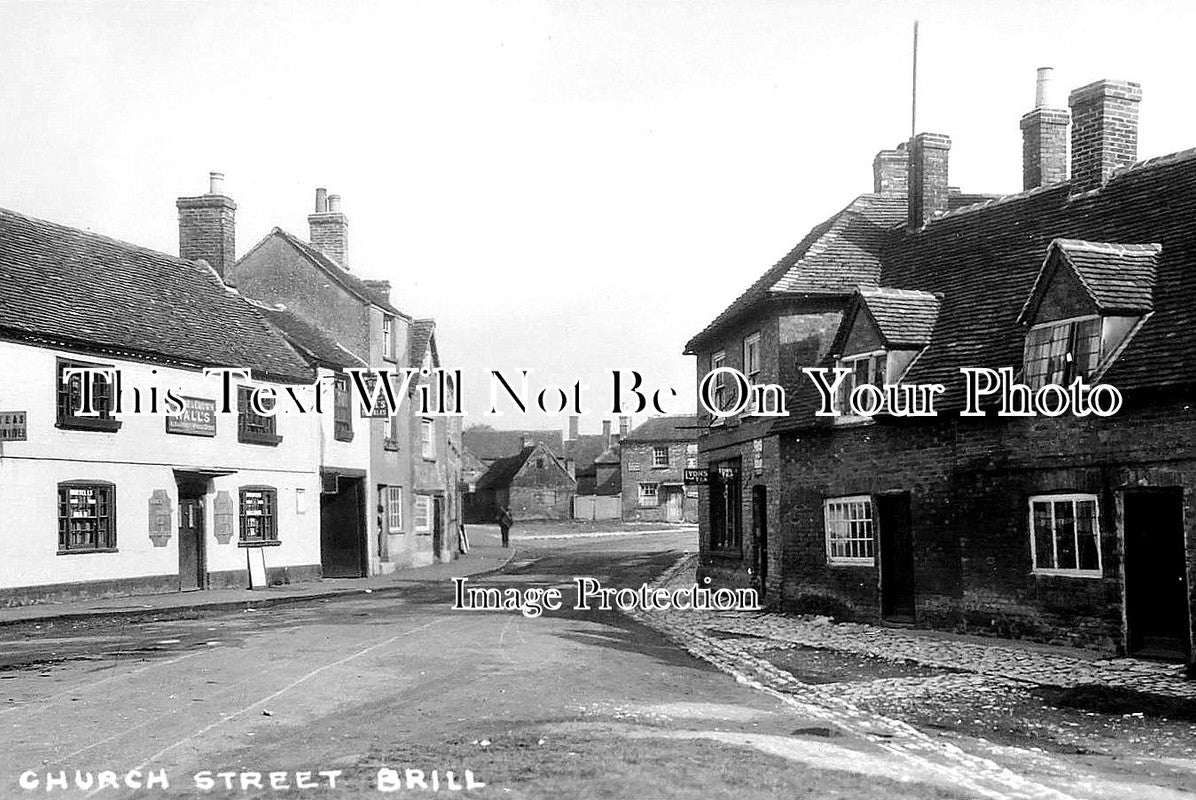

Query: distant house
[[620, 415, 699, 523], [460, 448, 487, 490], [466, 442, 577, 522]]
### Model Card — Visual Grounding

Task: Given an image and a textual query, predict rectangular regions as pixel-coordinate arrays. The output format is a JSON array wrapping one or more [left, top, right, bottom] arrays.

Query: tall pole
[[911, 20, 919, 138]]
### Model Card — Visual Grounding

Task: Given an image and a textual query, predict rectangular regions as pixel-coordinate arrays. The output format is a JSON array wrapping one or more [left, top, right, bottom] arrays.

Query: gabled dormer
[[1016, 239, 1159, 388], [826, 287, 941, 414]]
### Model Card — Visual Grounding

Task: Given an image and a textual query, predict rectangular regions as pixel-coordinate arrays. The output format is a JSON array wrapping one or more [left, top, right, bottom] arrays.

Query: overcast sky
[[3, 0, 1195, 433]]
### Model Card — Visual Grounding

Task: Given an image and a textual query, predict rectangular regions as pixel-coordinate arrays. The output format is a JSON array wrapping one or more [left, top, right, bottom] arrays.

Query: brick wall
[[621, 440, 692, 522], [1069, 80, 1141, 195], [774, 396, 1196, 659]]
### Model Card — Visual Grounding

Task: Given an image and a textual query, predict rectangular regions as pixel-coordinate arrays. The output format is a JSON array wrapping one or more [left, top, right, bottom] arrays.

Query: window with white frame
[[384, 486, 403, 533], [835, 351, 888, 415], [382, 315, 395, 360], [1029, 494, 1101, 576], [652, 446, 670, 468], [1023, 316, 1101, 390], [421, 419, 435, 458], [638, 482, 659, 507], [824, 496, 875, 564], [414, 494, 432, 533], [711, 350, 727, 414], [743, 332, 761, 380]]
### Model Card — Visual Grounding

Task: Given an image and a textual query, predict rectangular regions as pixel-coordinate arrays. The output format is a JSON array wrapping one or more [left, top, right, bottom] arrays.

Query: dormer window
[[1023, 316, 1101, 389], [1016, 239, 1159, 387], [835, 350, 888, 414]]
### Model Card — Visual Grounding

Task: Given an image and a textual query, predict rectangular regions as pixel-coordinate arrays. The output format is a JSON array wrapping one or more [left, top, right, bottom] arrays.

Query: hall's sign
[[165, 397, 217, 437]]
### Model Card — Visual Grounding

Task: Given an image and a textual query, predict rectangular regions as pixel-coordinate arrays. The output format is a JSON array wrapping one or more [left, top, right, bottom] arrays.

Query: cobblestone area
[[625, 554, 1196, 800], [676, 556, 1196, 700]]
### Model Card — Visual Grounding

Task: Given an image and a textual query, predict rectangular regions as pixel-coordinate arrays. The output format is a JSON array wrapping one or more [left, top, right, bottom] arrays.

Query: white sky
[[3, 0, 1195, 433]]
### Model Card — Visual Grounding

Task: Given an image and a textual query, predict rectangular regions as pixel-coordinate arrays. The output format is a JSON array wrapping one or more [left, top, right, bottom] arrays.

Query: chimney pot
[[208, 171, 225, 195], [308, 189, 349, 268], [1034, 67, 1057, 109], [618, 416, 631, 438]]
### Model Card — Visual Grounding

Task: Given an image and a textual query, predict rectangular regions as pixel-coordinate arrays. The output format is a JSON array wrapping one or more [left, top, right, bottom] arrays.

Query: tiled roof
[[409, 318, 436, 366], [881, 148, 1196, 399], [0, 207, 313, 382], [462, 427, 564, 461], [622, 414, 700, 443], [593, 442, 621, 465], [476, 447, 535, 490], [768, 195, 908, 294], [257, 303, 367, 369], [267, 228, 407, 318], [685, 194, 907, 353], [564, 433, 611, 472], [857, 287, 940, 347], [476, 443, 574, 490], [1016, 239, 1159, 324]]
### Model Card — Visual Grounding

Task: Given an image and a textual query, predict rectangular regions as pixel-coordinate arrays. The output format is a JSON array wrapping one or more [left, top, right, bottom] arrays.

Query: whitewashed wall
[[0, 340, 322, 595]]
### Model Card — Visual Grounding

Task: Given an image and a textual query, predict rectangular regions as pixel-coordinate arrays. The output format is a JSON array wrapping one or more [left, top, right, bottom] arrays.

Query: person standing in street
[[498, 506, 513, 548]]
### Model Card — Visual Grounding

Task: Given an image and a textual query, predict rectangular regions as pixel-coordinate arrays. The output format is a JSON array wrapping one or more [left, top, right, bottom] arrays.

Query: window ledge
[[238, 540, 282, 548], [828, 558, 875, 567], [333, 430, 355, 443], [57, 548, 119, 556], [238, 431, 282, 446], [383, 438, 401, 451], [1031, 569, 1103, 579], [57, 417, 122, 433]]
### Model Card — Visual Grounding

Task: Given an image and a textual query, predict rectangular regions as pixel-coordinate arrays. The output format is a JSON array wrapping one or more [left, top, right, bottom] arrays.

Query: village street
[[0, 528, 1193, 800]]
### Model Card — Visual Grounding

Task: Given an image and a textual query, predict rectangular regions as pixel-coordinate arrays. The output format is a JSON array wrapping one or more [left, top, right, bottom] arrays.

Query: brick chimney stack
[[1020, 67, 1070, 190], [872, 143, 908, 196], [568, 416, 580, 441], [309, 188, 349, 269], [177, 171, 236, 277], [618, 416, 631, 439], [1068, 79, 1141, 195], [601, 419, 611, 447], [907, 133, 951, 230]]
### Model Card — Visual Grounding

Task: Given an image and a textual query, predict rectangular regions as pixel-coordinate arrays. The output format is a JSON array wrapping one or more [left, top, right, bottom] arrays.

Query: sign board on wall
[[166, 397, 217, 437], [0, 411, 27, 441], [683, 468, 707, 485]]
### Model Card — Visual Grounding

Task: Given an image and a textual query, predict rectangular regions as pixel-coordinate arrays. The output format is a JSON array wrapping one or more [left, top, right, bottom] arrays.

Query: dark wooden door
[[1125, 490, 1191, 660], [878, 493, 916, 621], [178, 497, 204, 591], [321, 478, 366, 578], [432, 497, 444, 561], [751, 485, 768, 598]]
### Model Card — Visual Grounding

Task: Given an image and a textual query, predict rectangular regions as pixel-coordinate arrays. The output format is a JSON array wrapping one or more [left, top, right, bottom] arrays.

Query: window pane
[[1032, 502, 1054, 569], [1053, 500, 1077, 570], [1076, 500, 1099, 571]]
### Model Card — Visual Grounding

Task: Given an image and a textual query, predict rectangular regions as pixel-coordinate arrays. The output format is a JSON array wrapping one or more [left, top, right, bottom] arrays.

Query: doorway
[[751, 485, 768, 598], [1124, 489, 1191, 660], [665, 487, 684, 523], [321, 475, 367, 578], [878, 492, 916, 621], [174, 473, 209, 592]]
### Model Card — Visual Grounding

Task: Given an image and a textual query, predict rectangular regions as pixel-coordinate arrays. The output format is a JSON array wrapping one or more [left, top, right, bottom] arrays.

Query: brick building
[[620, 415, 699, 523], [468, 442, 576, 522], [688, 69, 1196, 670]]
